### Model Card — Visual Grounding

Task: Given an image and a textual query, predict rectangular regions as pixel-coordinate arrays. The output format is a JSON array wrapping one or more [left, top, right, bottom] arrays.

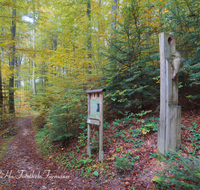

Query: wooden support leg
[[87, 123, 91, 156], [99, 122, 103, 162]]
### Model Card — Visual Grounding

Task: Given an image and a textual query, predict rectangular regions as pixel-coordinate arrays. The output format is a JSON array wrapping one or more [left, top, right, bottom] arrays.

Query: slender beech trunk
[[97, 0, 101, 64], [9, 0, 16, 113], [0, 25, 4, 116], [111, 0, 118, 69], [53, 34, 57, 51], [16, 31, 22, 108], [17, 57, 21, 108], [86, 0, 92, 83], [87, 0, 92, 59], [111, 0, 117, 37], [0, 48, 3, 115], [32, 0, 36, 95], [53, 34, 57, 76]]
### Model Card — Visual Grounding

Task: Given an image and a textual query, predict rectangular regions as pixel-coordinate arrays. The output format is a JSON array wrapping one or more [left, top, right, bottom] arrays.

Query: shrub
[[33, 112, 47, 129], [46, 102, 78, 145], [115, 154, 134, 172], [35, 127, 52, 155]]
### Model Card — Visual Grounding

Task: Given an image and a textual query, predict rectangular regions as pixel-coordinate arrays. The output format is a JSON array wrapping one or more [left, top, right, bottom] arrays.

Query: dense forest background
[[0, 0, 199, 143]]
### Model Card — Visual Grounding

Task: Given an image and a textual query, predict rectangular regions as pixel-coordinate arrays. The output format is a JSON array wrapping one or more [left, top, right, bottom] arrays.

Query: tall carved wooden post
[[86, 89, 105, 162], [158, 33, 182, 154]]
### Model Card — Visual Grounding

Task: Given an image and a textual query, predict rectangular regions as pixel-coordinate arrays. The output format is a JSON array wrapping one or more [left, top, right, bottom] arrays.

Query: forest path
[[0, 116, 102, 190]]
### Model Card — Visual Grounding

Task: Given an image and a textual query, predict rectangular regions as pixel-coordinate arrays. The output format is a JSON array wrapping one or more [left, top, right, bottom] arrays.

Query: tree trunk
[[32, 0, 36, 95], [86, 0, 92, 82], [9, 0, 16, 113], [87, 0, 92, 59], [0, 48, 3, 115], [16, 31, 22, 108], [111, 0, 118, 69], [17, 57, 22, 108], [97, 0, 101, 63], [111, 0, 117, 37], [53, 34, 57, 51]]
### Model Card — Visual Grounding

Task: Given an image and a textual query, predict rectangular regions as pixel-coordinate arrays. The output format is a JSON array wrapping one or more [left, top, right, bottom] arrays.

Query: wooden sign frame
[[86, 89, 106, 162]]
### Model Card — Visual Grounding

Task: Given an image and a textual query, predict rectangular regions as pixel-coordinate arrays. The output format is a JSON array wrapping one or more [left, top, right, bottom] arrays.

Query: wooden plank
[[99, 91, 103, 162], [158, 32, 168, 155], [87, 123, 91, 156], [165, 58, 171, 153], [86, 89, 106, 94], [168, 106, 181, 152], [158, 32, 176, 155], [87, 94, 90, 118], [87, 119, 100, 125]]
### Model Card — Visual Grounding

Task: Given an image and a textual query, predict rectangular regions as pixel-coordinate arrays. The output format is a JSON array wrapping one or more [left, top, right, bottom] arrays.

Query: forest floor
[[0, 110, 200, 189]]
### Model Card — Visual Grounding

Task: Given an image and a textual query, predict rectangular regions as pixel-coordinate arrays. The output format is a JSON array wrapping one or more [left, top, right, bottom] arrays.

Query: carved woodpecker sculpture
[[171, 51, 183, 80]]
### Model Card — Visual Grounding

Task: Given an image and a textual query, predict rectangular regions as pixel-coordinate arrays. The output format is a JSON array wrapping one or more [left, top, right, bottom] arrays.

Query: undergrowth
[[33, 109, 200, 189], [33, 110, 158, 183], [153, 152, 200, 190]]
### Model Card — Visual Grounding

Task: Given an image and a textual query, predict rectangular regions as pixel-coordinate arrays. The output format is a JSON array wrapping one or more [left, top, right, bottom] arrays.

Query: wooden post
[[99, 91, 103, 162], [87, 123, 91, 156], [158, 32, 181, 154], [87, 93, 91, 156]]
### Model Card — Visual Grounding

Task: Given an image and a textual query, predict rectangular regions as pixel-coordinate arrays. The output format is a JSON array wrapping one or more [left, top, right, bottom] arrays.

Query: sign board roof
[[86, 89, 106, 94]]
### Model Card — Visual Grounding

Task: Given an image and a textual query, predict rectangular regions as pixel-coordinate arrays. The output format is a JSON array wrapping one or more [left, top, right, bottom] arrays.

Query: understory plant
[[153, 152, 200, 190], [188, 122, 200, 156], [141, 117, 159, 135], [47, 103, 75, 145], [35, 126, 53, 155], [115, 154, 134, 172], [45, 86, 86, 145]]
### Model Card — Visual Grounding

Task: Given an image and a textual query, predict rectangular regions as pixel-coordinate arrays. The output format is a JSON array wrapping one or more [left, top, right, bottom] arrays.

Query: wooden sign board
[[86, 89, 105, 162]]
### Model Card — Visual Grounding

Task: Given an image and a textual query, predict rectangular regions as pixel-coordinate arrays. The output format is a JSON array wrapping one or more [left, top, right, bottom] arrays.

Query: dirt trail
[[0, 116, 101, 190]]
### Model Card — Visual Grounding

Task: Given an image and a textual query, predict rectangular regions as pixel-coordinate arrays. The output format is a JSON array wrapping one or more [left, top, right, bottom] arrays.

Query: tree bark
[[17, 57, 22, 108], [9, 0, 16, 113], [87, 0, 92, 59], [32, 0, 36, 95], [53, 34, 57, 51], [0, 47, 3, 115], [111, 0, 117, 37]]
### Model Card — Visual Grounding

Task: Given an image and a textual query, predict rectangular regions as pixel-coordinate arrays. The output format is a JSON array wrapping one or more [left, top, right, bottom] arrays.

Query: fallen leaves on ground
[[0, 110, 199, 189]]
